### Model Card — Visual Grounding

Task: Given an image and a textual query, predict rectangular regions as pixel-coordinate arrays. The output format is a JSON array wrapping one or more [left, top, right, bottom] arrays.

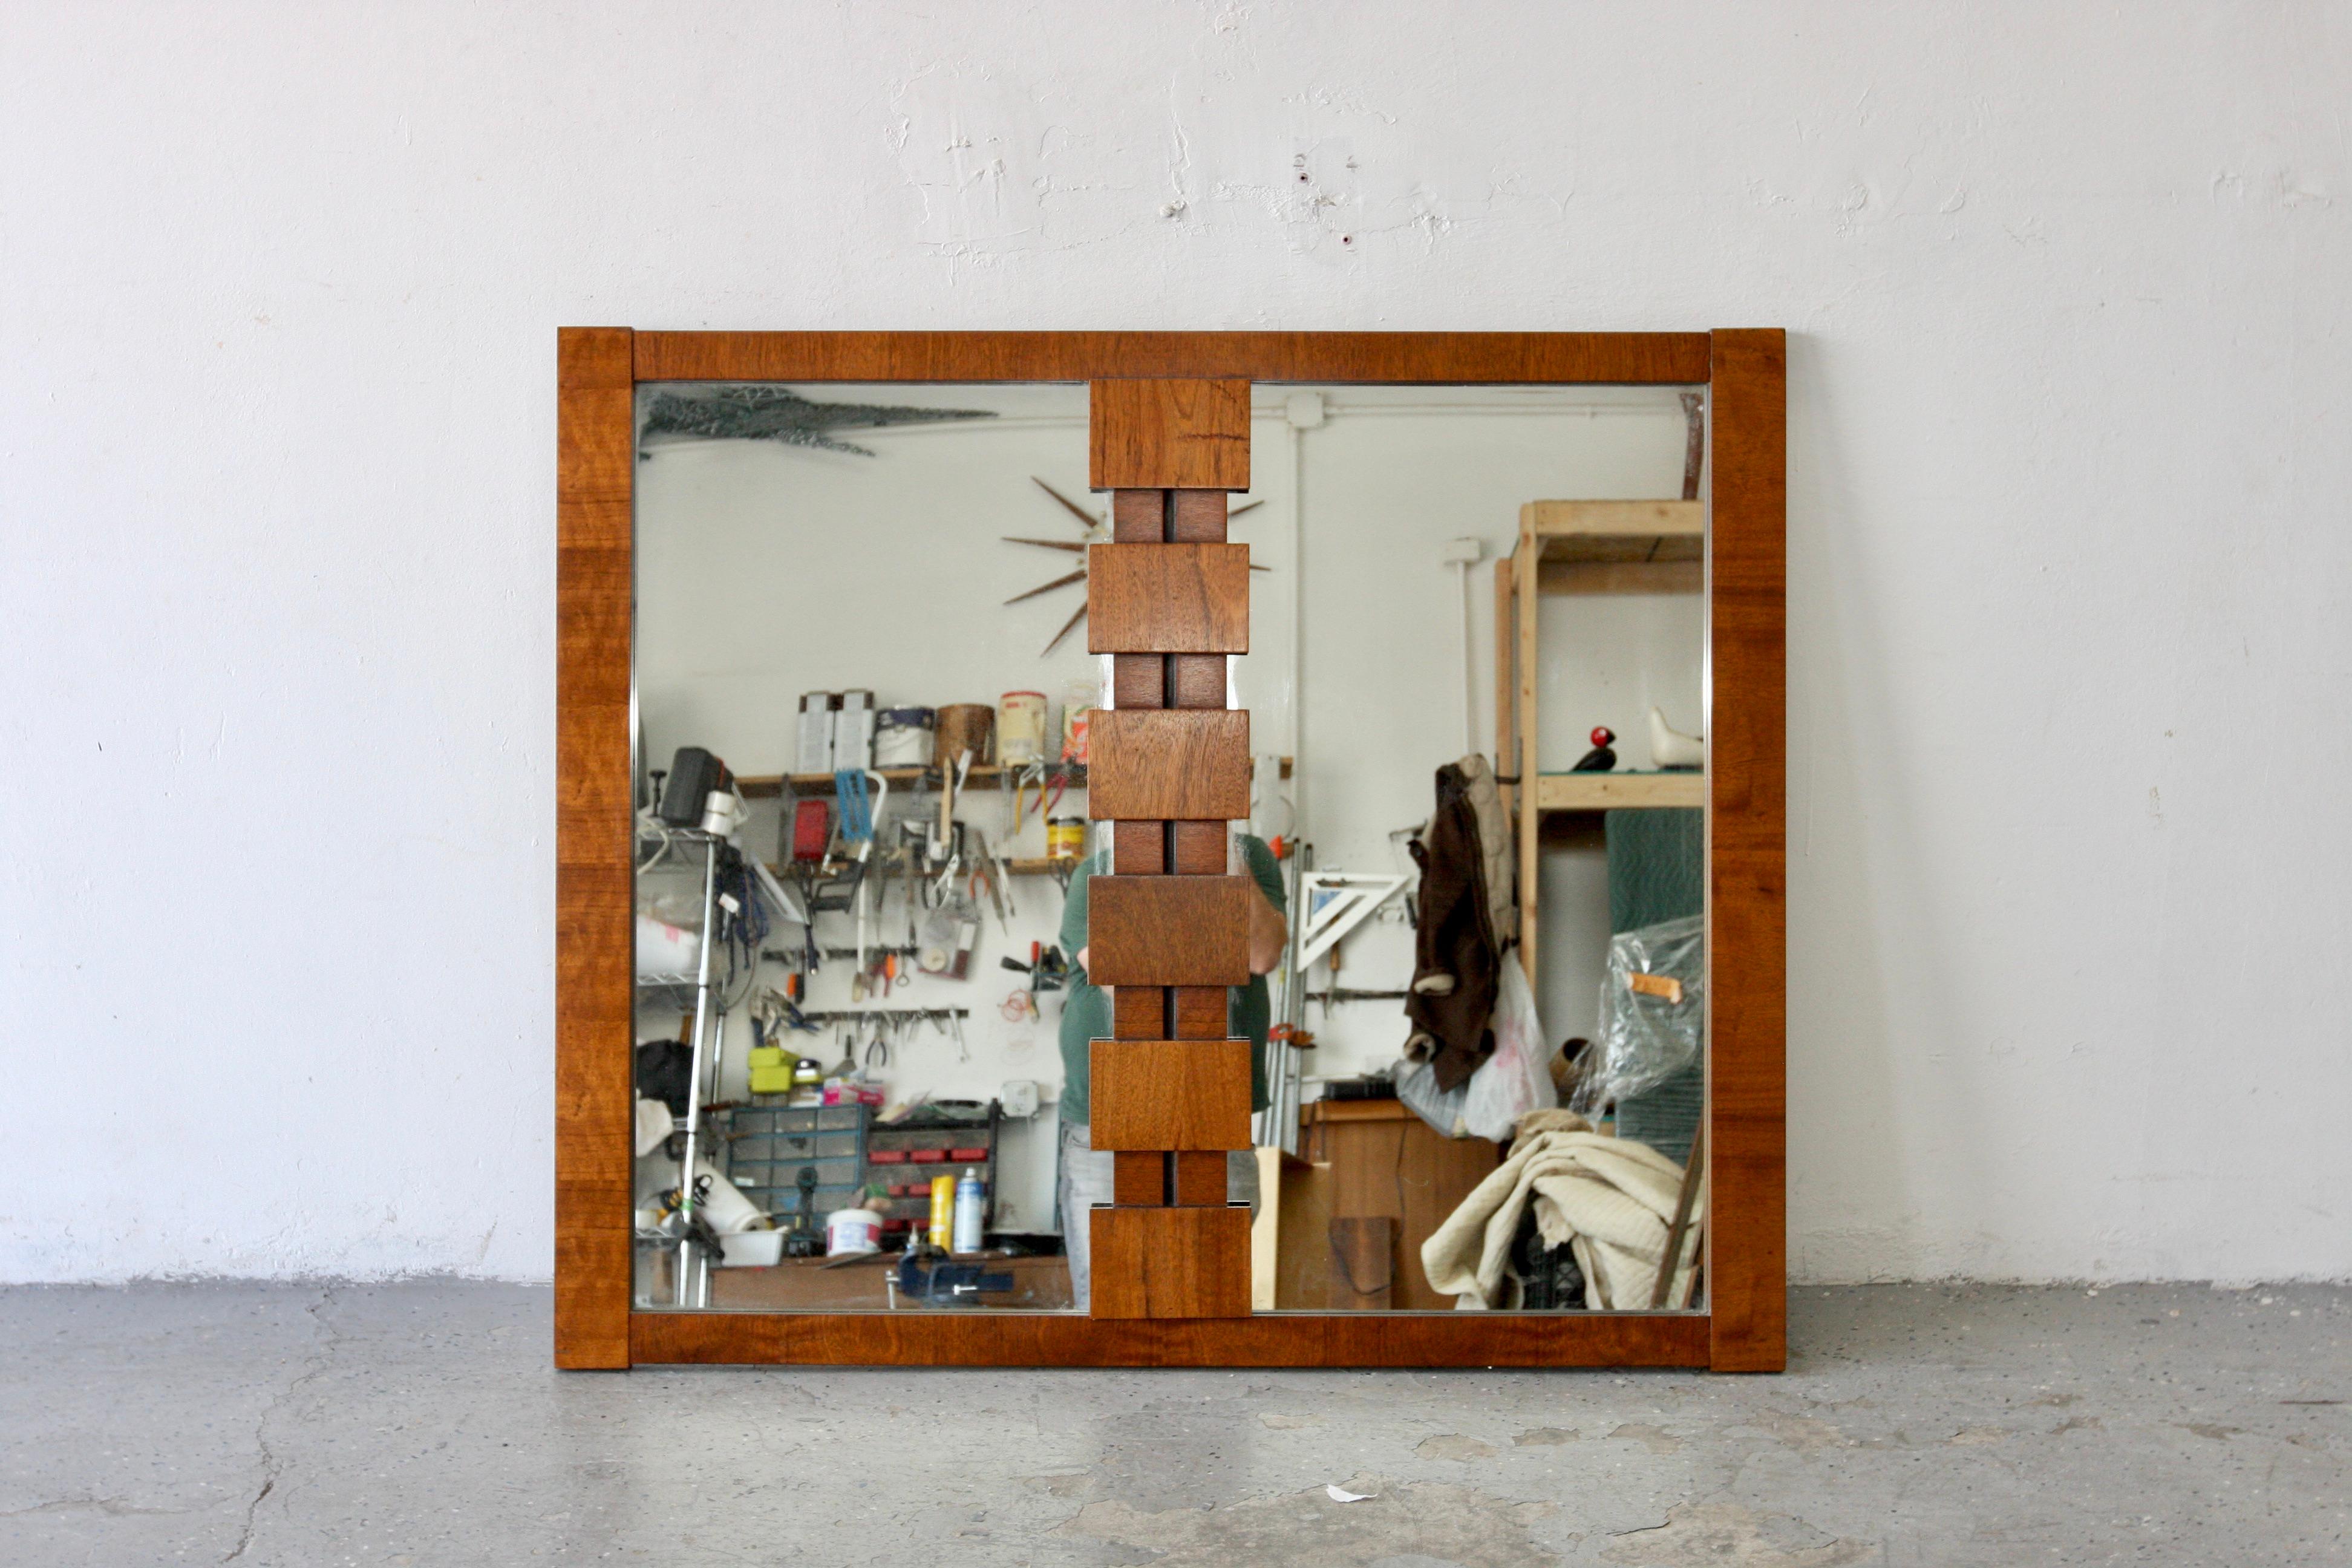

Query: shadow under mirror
[[628, 379, 1707, 1319]]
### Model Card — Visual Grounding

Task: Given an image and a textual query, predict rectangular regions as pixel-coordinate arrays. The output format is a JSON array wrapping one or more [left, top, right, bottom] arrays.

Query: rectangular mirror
[[558, 328, 1783, 1368], [627, 377, 1709, 1320]]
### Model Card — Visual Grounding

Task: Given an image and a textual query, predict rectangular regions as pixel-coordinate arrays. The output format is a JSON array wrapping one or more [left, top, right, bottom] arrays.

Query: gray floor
[[2, 1282, 2344, 1566]]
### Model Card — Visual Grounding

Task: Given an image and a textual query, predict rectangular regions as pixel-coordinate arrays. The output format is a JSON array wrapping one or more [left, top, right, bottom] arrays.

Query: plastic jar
[[825, 1208, 883, 1256]]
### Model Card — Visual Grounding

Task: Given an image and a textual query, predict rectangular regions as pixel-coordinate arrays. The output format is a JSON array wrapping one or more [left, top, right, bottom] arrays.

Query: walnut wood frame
[[558, 329, 1783, 1370]]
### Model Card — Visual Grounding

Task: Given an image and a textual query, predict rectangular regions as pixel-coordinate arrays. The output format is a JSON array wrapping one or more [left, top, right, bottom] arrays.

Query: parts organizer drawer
[[731, 1130, 858, 1161], [720, 1103, 870, 1220]]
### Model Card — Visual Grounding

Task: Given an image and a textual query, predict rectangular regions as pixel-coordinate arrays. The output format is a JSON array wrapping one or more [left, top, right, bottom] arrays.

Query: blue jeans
[[1057, 1119, 1260, 1310]]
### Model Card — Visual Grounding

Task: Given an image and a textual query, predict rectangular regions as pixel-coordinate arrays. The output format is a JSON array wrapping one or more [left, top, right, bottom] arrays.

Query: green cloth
[[1605, 807, 1705, 1166], [1057, 834, 1287, 1122]]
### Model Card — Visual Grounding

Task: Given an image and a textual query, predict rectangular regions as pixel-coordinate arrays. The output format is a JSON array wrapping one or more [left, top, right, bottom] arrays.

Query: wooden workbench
[[1278, 1099, 1502, 1312]]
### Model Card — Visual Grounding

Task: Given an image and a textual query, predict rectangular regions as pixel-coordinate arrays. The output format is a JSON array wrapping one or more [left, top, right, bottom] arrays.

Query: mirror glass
[[629, 380, 1707, 1316]]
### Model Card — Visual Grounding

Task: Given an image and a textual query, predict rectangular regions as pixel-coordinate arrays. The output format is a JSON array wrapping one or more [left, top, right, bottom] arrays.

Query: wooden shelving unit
[[1497, 498, 1706, 986], [1533, 770, 1704, 812]]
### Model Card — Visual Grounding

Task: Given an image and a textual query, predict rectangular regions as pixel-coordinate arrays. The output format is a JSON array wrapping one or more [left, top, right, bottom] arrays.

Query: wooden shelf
[[765, 855, 1080, 882], [1502, 498, 1709, 996], [1004, 857, 1083, 877], [1523, 499, 1702, 596], [738, 763, 1088, 800], [1535, 771, 1703, 812]]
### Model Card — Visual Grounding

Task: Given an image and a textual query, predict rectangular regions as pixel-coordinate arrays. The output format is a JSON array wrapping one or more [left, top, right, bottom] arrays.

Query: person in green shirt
[[1056, 831, 1288, 1308]]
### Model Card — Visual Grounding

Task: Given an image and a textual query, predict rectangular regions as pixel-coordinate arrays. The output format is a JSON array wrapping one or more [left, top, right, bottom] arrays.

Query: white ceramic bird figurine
[[1650, 707, 1704, 769]]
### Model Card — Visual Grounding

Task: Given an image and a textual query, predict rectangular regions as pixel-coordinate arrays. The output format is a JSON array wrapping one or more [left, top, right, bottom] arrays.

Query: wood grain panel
[[633, 331, 1714, 387], [1112, 986, 1166, 1039], [1091, 380, 1251, 491], [1168, 489, 1230, 542], [1113, 1151, 1163, 1207], [1111, 489, 1166, 542], [1172, 1151, 1229, 1207], [1707, 328, 1787, 1374], [555, 546, 630, 709], [1088, 710, 1250, 821], [1086, 544, 1251, 653], [1110, 653, 1166, 710], [1300, 1100, 1501, 1312], [1089, 1207, 1253, 1318], [561, 326, 633, 388], [1174, 987, 1227, 1039], [1089, 1039, 1253, 1150], [1171, 821, 1226, 875], [554, 327, 635, 1370], [1169, 654, 1228, 710], [1112, 821, 1167, 876], [632, 1308, 1712, 1368], [1087, 876, 1252, 985]]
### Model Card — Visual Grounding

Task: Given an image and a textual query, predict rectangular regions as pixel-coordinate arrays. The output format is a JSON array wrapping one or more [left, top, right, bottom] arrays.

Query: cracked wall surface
[[4, 2, 2352, 1283]]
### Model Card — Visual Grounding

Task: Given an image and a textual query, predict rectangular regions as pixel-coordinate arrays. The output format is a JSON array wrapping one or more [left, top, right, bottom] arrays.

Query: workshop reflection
[[630, 381, 1710, 1315]]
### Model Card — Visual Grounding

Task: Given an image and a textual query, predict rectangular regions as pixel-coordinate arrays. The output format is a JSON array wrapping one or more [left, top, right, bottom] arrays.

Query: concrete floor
[[1, 1283, 2345, 1566]]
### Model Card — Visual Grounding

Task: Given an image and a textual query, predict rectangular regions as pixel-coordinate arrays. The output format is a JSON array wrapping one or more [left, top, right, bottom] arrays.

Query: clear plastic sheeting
[[1572, 914, 1705, 1117]]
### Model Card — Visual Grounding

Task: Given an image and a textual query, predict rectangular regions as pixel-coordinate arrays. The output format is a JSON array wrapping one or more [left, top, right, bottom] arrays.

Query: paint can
[[825, 1208, 883, 1256], [1047, 815, 1086, 861], [935, 703, 995, 768], [872, 706, 935, 768], [997, 690, 1048, 765]]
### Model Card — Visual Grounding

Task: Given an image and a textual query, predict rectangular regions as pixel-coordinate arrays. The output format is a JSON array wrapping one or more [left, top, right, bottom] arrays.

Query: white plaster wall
[[4, 2, 2346, 1284]]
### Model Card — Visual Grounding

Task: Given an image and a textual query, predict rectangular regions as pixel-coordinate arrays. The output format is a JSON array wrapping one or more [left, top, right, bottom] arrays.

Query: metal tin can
[[872, 706, 934, 768], [997, 690, 1048, 765], [1047, 815, 1086, 861]]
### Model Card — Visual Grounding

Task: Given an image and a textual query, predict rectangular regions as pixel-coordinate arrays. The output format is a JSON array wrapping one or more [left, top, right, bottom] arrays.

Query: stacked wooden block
[[1082, 379, 1256, 1319]]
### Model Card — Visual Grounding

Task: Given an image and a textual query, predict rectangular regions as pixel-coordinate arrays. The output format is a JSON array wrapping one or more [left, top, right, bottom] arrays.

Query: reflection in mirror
[[1251, 385, 1708, 1315], [628, 381, 1706, 1317]]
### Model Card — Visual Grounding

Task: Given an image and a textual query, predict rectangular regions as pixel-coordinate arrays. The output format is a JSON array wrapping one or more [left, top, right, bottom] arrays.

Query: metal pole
[[675, 835, 721, 1307]]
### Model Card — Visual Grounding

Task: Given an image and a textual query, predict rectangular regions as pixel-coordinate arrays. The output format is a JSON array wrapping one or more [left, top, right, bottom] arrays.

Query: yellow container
[[1047, 816, 1086, 861], [928, 1175, 956, 1249], [746, 1045, 797, 1096]]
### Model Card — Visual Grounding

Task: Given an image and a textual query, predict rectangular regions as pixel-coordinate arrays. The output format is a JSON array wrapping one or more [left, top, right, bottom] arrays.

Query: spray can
[[952, 1168, 985, 1255], [927, 1174, 956, 1249]]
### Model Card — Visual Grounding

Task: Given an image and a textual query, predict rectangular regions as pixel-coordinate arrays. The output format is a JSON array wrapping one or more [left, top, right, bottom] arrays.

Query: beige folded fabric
[[1420, 1111, 1701, 1310]]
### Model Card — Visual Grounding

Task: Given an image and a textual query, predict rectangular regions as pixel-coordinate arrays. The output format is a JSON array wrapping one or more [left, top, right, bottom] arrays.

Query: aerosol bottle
[[951, 1168, 985, 1255]]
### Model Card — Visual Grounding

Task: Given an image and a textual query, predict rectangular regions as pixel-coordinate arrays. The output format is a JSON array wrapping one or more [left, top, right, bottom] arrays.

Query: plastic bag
[[1400, 958, 1556, 1141], [1396, 1057, 1469, 1139], [1461, 957, 1556, 1140], [1572, 913, 1705, 1116]]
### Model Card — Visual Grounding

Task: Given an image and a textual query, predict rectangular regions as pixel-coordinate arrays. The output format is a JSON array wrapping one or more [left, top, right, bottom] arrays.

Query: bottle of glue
[[951, 1168, 984, 1255]]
